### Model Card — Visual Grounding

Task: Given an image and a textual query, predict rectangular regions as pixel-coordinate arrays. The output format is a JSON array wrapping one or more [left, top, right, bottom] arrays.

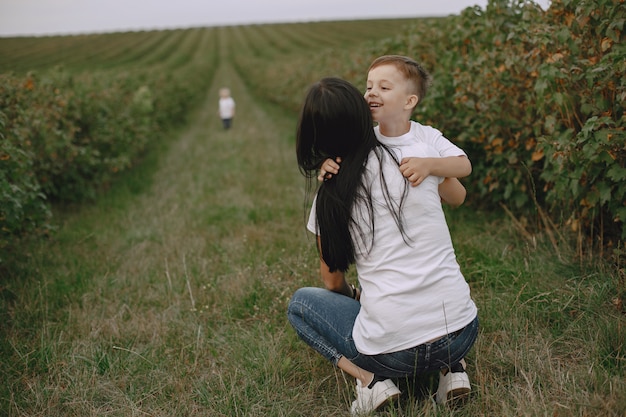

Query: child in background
[[218, 87, 236, 129]]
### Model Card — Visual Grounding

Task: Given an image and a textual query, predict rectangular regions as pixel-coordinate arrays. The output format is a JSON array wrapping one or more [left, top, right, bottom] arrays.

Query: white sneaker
[[435, 370, 471, 404], [350, 378, 401, 415]]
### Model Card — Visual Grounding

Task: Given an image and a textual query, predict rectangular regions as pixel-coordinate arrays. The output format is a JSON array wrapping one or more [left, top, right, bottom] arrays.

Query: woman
[[287, 77, 478, 415]]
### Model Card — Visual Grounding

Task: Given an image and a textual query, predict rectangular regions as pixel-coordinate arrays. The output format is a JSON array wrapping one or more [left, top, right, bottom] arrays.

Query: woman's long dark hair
[[296, 77, 407, 272]]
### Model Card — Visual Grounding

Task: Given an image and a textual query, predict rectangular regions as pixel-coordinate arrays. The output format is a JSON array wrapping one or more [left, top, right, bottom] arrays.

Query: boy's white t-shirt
[[307, 121, 477, 355], [374, 121, 467, 159]]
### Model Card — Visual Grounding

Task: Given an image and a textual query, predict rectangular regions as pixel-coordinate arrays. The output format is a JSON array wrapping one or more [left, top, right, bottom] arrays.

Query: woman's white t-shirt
[[307, 121, 477, 355]]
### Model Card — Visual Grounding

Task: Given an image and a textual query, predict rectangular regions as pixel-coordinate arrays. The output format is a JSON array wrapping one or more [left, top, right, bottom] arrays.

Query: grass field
[[1, 19, 625, 417]]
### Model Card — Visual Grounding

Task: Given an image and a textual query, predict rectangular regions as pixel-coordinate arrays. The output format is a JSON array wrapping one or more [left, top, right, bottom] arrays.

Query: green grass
[[1, 22, 625, 417]]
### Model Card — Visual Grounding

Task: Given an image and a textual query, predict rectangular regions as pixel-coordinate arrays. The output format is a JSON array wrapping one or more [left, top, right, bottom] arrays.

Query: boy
[[320, 55, 471, 207], [319, 55, 474, 403], [367, 55, 471, 185]]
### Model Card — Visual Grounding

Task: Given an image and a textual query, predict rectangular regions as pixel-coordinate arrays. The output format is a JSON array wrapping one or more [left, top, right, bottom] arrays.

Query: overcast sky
[[0, 0, 551, 37]]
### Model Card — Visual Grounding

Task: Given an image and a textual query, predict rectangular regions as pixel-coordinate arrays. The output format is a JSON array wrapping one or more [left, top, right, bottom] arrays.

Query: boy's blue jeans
[[287, 287, 478, 378]]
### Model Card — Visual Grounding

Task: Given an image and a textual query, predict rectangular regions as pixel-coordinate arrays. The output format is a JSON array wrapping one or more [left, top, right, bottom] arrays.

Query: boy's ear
[[405, 94, 419, 110]]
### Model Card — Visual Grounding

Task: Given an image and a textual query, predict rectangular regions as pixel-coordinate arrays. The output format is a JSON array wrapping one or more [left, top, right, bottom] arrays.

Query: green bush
[[429, 0, 625, 241], [0, 96, 50, 250], [535, 0, 626, 239], [0, 33, 218, 255]]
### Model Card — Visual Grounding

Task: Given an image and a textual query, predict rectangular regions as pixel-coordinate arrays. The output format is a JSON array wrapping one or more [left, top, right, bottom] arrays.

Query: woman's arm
[[438, 177, 467, 208], [317, 237, 357, 298]]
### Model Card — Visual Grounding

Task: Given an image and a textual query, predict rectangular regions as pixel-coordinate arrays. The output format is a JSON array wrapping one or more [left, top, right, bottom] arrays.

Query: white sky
[[0, 0, 551, 37]]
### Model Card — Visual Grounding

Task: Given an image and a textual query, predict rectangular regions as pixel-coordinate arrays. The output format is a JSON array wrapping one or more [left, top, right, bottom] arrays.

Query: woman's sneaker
[[435, 370, 471, 405], [350, 378, 401, 415]]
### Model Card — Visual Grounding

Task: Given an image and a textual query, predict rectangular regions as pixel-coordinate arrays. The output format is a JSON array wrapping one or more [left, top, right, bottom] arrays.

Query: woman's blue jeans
[[287, 287, 478, 378]]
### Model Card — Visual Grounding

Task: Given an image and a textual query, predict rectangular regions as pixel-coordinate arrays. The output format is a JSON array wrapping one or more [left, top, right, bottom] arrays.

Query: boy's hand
[[399, 157, 432, 187], [318, 157, 342, 182]]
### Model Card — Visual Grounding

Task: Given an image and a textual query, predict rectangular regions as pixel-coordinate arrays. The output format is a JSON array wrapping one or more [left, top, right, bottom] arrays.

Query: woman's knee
[[289, 287, 319, 307], [287, 287, 321, 321]]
